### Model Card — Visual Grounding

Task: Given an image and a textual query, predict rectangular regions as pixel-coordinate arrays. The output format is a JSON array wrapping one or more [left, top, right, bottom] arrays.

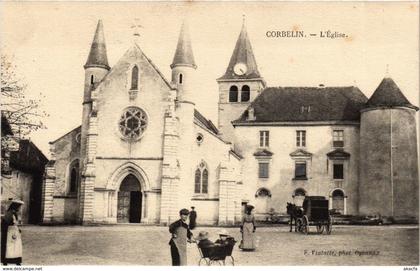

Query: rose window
[[118, 107, 148, 140]]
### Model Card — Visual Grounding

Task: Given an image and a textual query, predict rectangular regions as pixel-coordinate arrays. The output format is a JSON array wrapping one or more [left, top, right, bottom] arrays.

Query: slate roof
[[233, 86, 368, 124], [218, 22, 261, 80], [84, 20, 110, 70], [366, 77, 418, 110], [194, 109, 219, 135], [171, 21, 196, 69]]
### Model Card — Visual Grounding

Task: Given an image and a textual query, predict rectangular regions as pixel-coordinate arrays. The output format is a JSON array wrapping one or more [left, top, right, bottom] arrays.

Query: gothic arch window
[[229, 85, 238, 102], [68, 160, 80, 194], [194, 161, 208, 194], [241, 85, 250, 102], [131, 65, 139, 90], [179, 73, 183, 85], [118, 107, 148, 140]]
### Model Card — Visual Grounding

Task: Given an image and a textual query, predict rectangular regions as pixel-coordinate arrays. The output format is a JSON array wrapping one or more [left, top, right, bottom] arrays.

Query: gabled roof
[[327, 149, 350, 159], [171, 21, 196, 69], [218, 21, 262, 80], [194, 109, 219, 135], [233, 86, 368, 124], [84, 20, 110, 70], [366, 77, 418, 110], [49, 125, 81, 144]]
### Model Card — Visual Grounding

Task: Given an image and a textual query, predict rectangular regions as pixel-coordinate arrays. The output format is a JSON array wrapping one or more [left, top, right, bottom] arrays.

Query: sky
[[1, 1, 419, 157]]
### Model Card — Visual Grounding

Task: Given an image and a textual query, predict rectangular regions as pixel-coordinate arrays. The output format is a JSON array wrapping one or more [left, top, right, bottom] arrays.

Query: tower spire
[[170, 20, 197, 69], [218, 17, 261, 80], [84, 20, 110, 70]]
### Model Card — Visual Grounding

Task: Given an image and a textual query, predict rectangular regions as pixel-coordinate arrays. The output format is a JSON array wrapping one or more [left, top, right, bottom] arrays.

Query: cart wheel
[[325, 216, 332, 235], [302, 215, 309, 235], [296, 218, 303, 233], [316, 224, 324, 234], [199, 258, 209, 266]]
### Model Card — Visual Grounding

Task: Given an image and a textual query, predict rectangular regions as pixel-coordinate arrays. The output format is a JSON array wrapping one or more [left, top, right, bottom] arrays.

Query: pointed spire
[[219, 17, 261, 80], [366, 77, 418, 110], [170, 21, 197, 69], [84, 20, 110, 70]]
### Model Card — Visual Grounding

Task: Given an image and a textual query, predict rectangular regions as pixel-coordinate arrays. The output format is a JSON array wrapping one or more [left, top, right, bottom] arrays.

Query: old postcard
[[1, 1, 418, 269]]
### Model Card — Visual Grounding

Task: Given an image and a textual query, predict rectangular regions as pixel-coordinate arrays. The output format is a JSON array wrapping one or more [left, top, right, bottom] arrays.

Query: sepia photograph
[[0, 1, 419, 268]]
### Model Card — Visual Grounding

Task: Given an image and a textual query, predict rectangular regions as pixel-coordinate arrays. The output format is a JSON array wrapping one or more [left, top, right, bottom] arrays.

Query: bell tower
[[217, 18, 266, 142]]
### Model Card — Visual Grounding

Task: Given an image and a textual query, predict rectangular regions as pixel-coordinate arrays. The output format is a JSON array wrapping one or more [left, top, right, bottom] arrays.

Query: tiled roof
[[366, 77, 418, 110], [233, 86, 368, 124], [194, 109, 219, 135]]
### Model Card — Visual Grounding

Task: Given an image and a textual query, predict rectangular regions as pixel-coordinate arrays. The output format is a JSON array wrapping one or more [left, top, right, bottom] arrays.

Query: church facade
[[41, 20, 419, 225]]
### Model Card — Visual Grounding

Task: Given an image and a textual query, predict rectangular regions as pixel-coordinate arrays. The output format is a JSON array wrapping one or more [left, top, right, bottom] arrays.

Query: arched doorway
[[293, 188, 306, 207], [117, 174, 142, 223], [255, 188, 271, 214], [332, 189, 345, 214]]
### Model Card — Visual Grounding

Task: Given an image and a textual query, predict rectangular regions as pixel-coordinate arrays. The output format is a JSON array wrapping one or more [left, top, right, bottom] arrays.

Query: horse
[[286, 202, 303, 232]]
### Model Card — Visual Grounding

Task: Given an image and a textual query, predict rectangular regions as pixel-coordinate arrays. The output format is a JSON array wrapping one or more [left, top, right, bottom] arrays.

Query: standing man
[[169, 208, 194, 266], [189, 206, 197, 230]]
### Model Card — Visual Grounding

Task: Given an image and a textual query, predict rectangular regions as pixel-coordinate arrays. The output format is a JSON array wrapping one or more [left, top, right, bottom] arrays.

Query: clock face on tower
[[234, 63, 248, 75]]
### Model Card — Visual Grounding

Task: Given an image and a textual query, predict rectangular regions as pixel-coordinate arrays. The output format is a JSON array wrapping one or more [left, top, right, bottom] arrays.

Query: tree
[[1, 54, 47, 139], [1, 54, 48, 174]]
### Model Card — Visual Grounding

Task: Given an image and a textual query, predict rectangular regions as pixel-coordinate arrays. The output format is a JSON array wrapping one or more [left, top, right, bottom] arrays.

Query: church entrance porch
[[117, 174, 142, 223]]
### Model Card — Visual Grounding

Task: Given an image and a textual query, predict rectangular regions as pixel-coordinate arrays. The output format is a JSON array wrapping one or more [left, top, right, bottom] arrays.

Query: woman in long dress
[[1, 199, 24, 265], [239, 205, 256, 251]]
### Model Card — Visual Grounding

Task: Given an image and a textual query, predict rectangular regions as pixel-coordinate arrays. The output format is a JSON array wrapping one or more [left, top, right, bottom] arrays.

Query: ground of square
[[21, 225, 418, 266]]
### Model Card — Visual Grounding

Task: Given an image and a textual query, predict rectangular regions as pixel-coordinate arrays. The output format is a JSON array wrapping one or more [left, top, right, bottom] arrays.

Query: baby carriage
[[197, 238, 236, 266]]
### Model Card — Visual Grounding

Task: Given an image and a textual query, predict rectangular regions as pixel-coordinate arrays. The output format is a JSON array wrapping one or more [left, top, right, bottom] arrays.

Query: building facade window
[[194, 162, 208, 194], [131, 65, 139, 90], [296, 130, 306, 147], [241, 85, 250, 102], [258, 162, 269, 178], [69, 160, 80, 194], [333, 164, 344, 179], [229, 85, 238, 102], [179, 73, 183, 84], [259, 131, 269, 147], [119, 107, 148, 140], [294, 161, 307, 180], [333, 130, 344, 147]]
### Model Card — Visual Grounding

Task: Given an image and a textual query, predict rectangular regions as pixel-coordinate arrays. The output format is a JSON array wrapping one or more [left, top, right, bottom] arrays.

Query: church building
[[41, 19, 419, 225]]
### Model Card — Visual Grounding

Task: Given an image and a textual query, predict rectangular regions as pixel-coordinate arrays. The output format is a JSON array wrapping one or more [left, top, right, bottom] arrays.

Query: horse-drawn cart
[[296, 196, 332, 235]]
